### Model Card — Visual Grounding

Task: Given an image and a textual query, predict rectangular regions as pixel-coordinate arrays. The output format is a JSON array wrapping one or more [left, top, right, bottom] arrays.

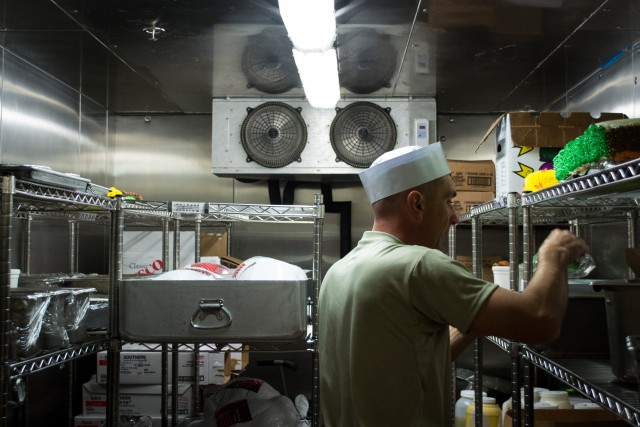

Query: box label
[[82, 379, 192, 416], [96, 348, 208, 384], [448, 160, 495, 192]]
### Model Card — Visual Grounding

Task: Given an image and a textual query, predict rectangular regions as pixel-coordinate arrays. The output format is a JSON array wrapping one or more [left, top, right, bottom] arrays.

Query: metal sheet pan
[[0, 164, 91, 191]]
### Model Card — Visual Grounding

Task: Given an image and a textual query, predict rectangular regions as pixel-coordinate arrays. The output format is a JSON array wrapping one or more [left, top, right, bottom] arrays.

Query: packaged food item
[[465, 397, 501, 427], [455, 390, 486, 427], [538, 390, 572, 409], [151, 262, 232, 280], [232, 257, 307, 281]]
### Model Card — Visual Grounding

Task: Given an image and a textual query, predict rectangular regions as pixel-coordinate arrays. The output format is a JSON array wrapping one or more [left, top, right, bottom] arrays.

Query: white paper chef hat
[[359, 143, 450, 204]]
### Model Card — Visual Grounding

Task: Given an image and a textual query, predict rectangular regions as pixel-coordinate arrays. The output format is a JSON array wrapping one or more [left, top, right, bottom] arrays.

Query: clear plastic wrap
[[9, 289, 51, 359], [41, 288, 72, 350], [119, 415, 154, 427], [64, 287, 97, 344], [84, 298, 109, 331]]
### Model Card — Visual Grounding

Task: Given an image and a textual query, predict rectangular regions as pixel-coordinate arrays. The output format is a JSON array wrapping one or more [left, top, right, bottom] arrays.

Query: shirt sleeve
[[408, 249, 498, 333]]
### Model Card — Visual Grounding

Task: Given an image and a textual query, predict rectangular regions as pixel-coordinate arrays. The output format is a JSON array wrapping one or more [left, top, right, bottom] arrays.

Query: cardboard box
[[96, 344, 225, 384], [82, 377, 193, 417], [504, 407, 627, 426], [200, 231, 228, 257], [448, 160, 495, 192], [477, 112, 625, 198], [452, 191, 495, 215], [74, 414, 186, 427], [223, 344, 250, 384], [456, 255, 502, 281], [123, 228, 228, 276]]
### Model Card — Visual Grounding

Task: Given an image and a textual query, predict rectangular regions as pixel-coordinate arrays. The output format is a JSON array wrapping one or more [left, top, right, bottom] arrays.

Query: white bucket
[[492, 266, 510, 290]]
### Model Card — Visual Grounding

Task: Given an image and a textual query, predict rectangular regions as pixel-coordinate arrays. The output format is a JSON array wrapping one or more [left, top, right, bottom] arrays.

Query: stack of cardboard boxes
[[448, 158, 498, 282], [74, 344, 248, 427]]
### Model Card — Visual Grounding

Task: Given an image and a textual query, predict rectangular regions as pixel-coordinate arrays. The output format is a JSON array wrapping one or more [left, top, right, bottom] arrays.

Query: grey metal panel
[[3, 0, 78, 31], [3, 31, 82, 91], [79, 96, 109, 186], [112, 114, 232, 202], [80, 34, 110, 109], [0, 51, 80, 172]]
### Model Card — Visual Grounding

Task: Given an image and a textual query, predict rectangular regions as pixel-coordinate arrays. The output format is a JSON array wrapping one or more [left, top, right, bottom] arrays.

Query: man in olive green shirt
[[319, 144, 588, 426]]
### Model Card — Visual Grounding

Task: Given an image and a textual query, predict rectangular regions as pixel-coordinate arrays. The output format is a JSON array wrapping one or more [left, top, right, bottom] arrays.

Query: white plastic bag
[[204, 378, 301, 427]]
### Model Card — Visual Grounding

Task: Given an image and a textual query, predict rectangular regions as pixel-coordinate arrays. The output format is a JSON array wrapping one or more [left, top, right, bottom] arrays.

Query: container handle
[[190, 299, 232, 329]]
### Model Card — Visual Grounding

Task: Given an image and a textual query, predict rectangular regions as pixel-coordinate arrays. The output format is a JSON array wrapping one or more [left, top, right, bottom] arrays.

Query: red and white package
[[185, 262, 233, 278], [151, 262, 232, 280]]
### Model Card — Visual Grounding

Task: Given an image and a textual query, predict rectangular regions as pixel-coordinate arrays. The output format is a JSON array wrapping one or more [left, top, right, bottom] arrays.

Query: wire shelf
[[8, 339, 109, 379]]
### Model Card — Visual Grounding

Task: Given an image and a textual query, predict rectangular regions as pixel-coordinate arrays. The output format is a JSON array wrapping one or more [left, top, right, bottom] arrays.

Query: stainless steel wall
[[0, 40, 112, 274], [0, 51, 110, 184]]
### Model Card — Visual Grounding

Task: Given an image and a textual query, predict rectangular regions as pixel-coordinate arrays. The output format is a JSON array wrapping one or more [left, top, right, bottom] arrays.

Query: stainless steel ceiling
[[3, 0, 639, 114]]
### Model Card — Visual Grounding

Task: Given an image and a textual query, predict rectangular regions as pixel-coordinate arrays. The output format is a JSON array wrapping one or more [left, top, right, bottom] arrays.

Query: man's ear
[[406, 190, 425, 219]]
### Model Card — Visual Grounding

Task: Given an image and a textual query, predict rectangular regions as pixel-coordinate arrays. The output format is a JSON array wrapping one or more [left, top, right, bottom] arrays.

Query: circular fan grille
[[241, 102, 307, 168], [241, 29, 300, 94], [330, 102, 397, 168], [338, 29, 397, 94]]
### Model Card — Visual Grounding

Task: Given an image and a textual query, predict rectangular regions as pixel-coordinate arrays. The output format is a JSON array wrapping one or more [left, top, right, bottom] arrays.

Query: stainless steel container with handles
[[592, 280, 640, 382]]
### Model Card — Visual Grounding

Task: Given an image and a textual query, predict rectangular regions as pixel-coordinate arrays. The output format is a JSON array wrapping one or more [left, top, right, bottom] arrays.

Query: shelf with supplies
[[451, 158, 640, 427], [0, 166, 116, 427], [522, 346, 640, 425], [105, 194, 325, 427]]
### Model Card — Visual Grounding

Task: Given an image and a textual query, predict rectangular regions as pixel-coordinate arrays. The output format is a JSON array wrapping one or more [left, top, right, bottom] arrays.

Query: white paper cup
[[492, 265, 510, 290], [10, 269, 20, 288]]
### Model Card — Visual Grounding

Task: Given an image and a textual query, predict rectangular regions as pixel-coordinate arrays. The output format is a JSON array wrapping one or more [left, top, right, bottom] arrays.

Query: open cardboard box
[[504, 407, 627, 426], [476, 111, 625, 198]]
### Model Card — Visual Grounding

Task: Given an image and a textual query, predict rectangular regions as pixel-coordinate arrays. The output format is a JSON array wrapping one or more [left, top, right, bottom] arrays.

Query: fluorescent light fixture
[[293, 49, 340, 109], [278, 0, 339, 108], [278, 0, 336, 51]]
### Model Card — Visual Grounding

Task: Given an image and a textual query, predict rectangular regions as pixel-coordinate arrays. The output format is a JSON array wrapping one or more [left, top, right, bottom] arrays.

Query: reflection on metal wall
[[0, 45, 111, 277], [550, 45, 638, 115], [1, 51, 78, 169], [112, 114, 231, 202], [0, 49, 110, 184]]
